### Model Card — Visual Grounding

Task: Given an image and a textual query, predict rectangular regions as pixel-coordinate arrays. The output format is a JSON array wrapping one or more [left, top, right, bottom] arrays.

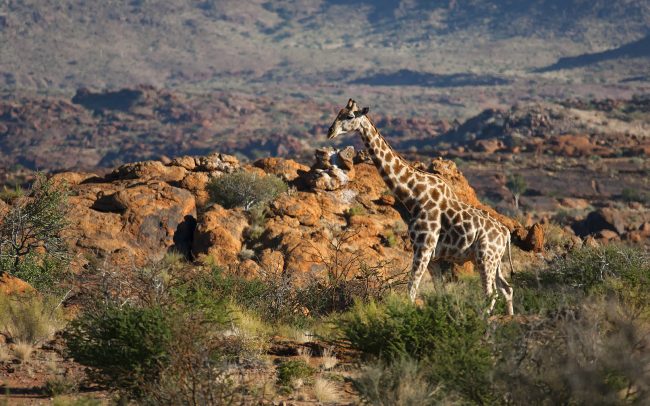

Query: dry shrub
[[302, 227, 408, 316], [313, 378, 341, 404], [13, 340, 34, 362], [320, 347, 338, 370], [496, 298, 650, 404], [0, 293, 66, 344], [353, 358, 442, 406]]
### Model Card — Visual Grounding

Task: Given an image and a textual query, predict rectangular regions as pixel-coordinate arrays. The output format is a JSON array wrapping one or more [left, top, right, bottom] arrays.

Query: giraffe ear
[[361, 107, 370, 115], [346, 98, 355, 109]]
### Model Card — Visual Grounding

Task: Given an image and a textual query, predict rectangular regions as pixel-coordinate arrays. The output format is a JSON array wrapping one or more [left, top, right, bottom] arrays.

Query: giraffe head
[[327, 98, 370, 139]]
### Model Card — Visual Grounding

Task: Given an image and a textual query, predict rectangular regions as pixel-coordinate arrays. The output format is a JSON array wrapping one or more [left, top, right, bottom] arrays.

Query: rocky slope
[[1, 87, 648, 173], [49, 149, 551, 283], [430, 96, 650, 157]]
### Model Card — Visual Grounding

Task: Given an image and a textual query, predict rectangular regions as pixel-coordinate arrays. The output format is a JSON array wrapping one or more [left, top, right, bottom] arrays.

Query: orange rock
[[109, 160, 187, 183], [525, 223, 545, 252], [66, 180, 196, 268], [271, 193, 322, 226], [596, 229, 619, 241], [192, 205, 248, 268], [237, 259, 261, 280], [179, 171, 211, 206], [0, 273, 34, 295], [378, 194, 396, 206], [50, 171, 98, 187], [259, 249, 285, 273], [254, 157, 309, 182]]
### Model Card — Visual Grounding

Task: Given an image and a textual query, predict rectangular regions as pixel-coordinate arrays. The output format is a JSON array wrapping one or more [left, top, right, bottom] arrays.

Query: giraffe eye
[[345, 113, 355, 120]]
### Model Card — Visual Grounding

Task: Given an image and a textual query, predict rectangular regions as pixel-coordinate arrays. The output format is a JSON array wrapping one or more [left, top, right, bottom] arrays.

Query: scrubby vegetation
[[207, 171, 287, 210], [339, 245, 650, 405], [2, 171, 648, 404], [0, 173, 70, 292]]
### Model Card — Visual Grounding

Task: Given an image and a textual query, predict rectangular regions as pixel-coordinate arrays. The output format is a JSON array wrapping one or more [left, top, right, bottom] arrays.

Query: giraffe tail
[[507, 237, 515, 275]]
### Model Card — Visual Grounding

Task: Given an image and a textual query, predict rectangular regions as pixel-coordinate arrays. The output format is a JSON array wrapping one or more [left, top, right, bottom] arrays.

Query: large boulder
[[192, 204, 248, 267], [0, 273, 34, 295], [66, 180, 196, 268]]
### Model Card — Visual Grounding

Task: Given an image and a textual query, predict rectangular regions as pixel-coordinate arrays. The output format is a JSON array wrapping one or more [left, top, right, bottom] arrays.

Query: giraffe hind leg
[[477, 260, 497, 315], [496, 264, 514, 315]]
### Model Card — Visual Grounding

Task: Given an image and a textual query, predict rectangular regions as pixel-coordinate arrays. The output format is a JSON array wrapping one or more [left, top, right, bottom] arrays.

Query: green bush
[[65, 260, 240, 400], [344, 205, 366, 219], [621, 187, 650, 204], [276, 359, 315, 389], [0, 173, 70, 292], [45, 375, 79, 396], [65, 304, 174, 396], [541, 245, 649, 296], [0, 293, 67, 344], [207, 171, 287, 210], [338, 291, 497, 403]]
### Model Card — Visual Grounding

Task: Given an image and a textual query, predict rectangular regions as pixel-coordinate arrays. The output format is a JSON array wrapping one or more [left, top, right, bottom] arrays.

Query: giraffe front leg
[[407, 239, 436, 302]]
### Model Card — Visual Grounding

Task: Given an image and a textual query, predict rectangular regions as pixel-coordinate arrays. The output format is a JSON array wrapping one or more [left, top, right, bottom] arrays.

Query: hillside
[[1, 0, 648, 93]]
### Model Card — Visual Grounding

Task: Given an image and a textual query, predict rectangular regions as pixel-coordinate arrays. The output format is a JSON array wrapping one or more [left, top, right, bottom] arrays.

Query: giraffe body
[[327, 99, 514, 315]]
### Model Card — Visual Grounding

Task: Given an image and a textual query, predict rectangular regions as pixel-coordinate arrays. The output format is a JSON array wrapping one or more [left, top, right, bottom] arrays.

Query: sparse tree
[[0, 173, 69, 289], [506, 173, 527, 210]]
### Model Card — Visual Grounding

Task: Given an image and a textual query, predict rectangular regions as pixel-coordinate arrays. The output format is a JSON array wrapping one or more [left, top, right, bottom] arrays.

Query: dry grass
[[297, 347, 312, 364], [313, 378, 341, 404], [13, 340, 34, 362], [320, 347, 338, 370], [291, 378, 305, 391], [0, 294, 67, 344]]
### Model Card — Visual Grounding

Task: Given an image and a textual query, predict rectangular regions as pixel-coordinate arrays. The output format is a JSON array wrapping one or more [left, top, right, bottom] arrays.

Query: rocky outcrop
[[432, 100, 650, 157], [56, 153, 242, 269], [307, 146, 356, 191], [37, 149, 554, 282], [572, 206, 650, 243]]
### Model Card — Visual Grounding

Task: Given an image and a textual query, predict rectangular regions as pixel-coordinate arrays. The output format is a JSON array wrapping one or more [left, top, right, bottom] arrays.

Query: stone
[[584, 235, 600, 248], [169, 155, 197, 171], [584, 208, 626, 235], [253, 157, 309, 182], [192, 205, 248, 268], [378, 194, 396, 206], [195, 152, 239, 172], [524, 223, 545, 252], [179, 171, 211, 206], [558, 197, 590, 210], [307, 147, 356, 191], [0, 273, 34, 295], [596, 229, 619, 241], [108, 160, 187, 183], [271, 193, 322, 226], [66, 181, 196, 267]]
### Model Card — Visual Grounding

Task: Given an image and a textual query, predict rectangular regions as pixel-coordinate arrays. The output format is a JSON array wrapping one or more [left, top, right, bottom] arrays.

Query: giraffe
[[326, 99, 514, 315]]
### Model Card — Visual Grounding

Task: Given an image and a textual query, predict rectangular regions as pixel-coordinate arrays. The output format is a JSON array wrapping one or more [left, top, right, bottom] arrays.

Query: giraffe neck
[[357, 118, 423, 213]]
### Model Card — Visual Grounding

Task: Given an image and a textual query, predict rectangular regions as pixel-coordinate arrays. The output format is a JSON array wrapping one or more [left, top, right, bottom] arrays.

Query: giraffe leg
[[478, 259, 497, 315], [427, 260, 442, 284], [407, 243, 435, 302], [496, 264, 514, 315]]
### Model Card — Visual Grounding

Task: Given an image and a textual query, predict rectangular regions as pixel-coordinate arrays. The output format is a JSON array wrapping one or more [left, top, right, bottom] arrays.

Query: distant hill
[[0, 0, 648, 92]]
